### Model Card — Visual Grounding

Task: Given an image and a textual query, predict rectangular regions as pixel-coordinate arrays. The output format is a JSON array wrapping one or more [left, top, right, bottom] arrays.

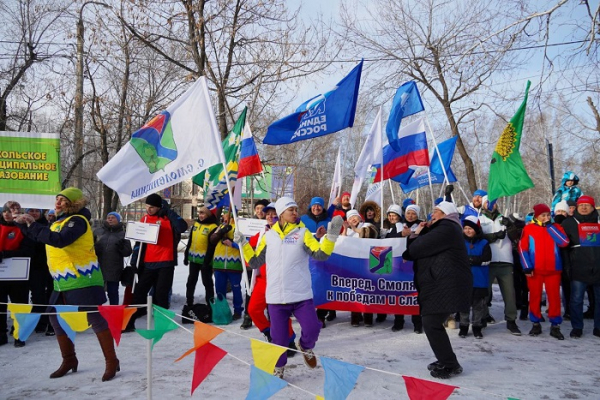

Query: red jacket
[[519, 221, 569, 274]]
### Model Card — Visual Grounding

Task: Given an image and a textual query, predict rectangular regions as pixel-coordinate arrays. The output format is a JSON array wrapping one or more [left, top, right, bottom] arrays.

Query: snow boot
[[326, 310, 337, 321], [458, 325, 468, 338], [350, 312, 361, 327], [50, 335, 78, 378], [375, 314, 387, 323], [364, 313, 374, 327], [273, 366, 285, 379], [298, 343, 317, 369], [427, 361, 441, 371], [97, 329, 120, 381], [528, 322, 542, 336], [550, 325, 564, 340], [392, 315, 405, 332], [570, 328, 582, 338], [507, 320, 522, 336], [430, 364, 463, 379], [240, 314, 253, 330], [473, 326, 483, 339]]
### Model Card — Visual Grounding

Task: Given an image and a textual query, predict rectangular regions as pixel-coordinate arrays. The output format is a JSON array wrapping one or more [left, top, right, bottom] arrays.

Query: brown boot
[[50, 335, 78, 378], [96, 329, 120, 382]]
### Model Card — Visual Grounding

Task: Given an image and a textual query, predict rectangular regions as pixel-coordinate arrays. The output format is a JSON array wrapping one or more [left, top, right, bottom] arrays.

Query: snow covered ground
[[2, 253, 600, 400]]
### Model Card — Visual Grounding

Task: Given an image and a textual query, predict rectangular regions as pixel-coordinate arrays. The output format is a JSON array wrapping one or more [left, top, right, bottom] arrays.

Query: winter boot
[[96, 329, 120, 381], [262, 329, 272, 342], [472, 326, 483, 339], [570, 328, 583, 338], [14, 339, 26, 347], [375, 314, 387, 323], [392, 315, 405, 332], [430, 364, 463, 379], [240, 314, 253, 330], [326, 310, 337, 321], [593, 328, 600, 338], [350, 312, 361, 327], [363, 313, 374, 327], [427, 361, 441, 371], [46, 324, 55, 336], [528, 322, 542, 336], [273, 366, 285, 379], [550, 325, 564, 340], [298, 343, 317, 369], [458, 325, 469, 338], [507, 320, 522, 336], [50, 335, 78, 378], [413, 319, 423, 334]]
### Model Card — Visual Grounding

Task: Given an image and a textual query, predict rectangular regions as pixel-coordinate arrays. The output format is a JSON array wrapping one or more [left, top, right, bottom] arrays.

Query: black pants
[[29, 268, 54, 327], [243, 269, 252, 316], [0, 281, 29, 334], [186, 262, 214, 305], [131, 266, 175, 320], [422, 313, 460, 368]]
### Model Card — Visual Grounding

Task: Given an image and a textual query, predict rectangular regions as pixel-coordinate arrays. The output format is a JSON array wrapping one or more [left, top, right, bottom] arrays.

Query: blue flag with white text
[[263, 61, 363, 145], [386, 81, 424, 152]]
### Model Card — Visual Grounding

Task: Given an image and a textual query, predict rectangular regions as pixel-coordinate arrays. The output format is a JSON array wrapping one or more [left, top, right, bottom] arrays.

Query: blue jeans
[[570, 280, 600, 330], [214, 270, 243, 315]]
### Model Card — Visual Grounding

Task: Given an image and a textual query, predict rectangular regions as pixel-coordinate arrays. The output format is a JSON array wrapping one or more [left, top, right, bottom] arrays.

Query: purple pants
[[268, 298, 321, 367]]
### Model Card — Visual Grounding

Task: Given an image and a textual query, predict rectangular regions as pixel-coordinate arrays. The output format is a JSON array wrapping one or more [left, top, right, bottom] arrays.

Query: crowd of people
[[2, 169, 598, 383]]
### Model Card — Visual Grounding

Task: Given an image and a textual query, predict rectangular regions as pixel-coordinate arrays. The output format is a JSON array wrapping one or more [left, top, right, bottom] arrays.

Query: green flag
[[192, 107, 247, 208], [488, 81, 534, 201]]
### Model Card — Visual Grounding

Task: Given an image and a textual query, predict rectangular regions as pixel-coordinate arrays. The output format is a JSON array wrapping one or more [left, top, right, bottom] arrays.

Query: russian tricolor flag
[[237, 122, 262, 179], [373, 118, 429, 183]]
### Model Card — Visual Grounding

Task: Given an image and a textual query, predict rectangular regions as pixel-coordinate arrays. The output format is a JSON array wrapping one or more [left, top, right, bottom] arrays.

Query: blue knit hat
[[310, 197, 325, 208], [107, 212, 121, 222], [402, 198, 415, 209], [473, 189, 487, 197]]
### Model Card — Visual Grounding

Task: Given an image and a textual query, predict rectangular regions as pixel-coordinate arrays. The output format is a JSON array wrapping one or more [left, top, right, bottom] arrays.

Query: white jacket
[[479, 213, 513, 264]]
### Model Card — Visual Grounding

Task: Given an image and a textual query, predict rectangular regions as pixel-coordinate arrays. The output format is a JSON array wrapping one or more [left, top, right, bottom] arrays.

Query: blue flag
[[263, 61, 363, 145], [321, 357, 365, 400], [386, 81, 424, 152], [246, 365, 287, 400], [430, 136, 458, 175]]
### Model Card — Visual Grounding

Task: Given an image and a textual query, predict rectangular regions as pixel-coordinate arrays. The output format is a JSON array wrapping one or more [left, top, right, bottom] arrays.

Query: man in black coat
[[403, 201, 472, 379]]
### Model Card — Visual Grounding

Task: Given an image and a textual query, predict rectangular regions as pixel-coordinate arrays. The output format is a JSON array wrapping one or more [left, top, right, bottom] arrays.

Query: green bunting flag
[[487, 81, 534, 201]]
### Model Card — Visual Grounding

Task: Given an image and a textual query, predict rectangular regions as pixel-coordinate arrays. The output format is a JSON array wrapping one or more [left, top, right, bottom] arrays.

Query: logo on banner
[[578, 223, 600, 247], [369, 246, 393, 274], [130, 111, 178, 174]]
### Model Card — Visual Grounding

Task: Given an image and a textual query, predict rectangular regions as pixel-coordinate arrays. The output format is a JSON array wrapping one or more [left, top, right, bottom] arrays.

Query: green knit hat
[[57, 187, 83, 203]]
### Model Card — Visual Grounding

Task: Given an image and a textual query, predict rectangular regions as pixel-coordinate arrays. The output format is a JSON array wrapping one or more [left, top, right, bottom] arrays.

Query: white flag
[[328, 147, 342, 208], [97, 77, 224, 206], [350, 107, 383, 208]]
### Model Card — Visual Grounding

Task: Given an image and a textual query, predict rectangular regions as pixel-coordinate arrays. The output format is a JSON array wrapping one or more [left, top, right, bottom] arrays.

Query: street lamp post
[[74, 1, 110, 188]]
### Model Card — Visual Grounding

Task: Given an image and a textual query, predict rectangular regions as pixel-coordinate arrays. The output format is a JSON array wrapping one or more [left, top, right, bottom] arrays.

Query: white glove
[[326, 216, 344, 241], [233, 229, 247, 247]]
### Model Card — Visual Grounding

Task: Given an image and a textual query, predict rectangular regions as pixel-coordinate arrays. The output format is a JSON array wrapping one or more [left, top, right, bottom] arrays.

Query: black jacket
[[402, 213, 472, 316], [94, 222, 132, 282], [561, 210, 600, 284]]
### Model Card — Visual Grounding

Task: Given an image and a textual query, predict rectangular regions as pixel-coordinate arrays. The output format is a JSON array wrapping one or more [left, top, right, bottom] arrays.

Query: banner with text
[[310, 236, 418, 314], [0, 131, 61, 208]]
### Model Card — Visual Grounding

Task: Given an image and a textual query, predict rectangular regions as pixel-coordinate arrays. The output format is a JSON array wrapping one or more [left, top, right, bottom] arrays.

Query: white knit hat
[[405, 204, 421, 217], [275, 197, 298, 216], [554, 200, 569, 214], [435, 201, 458, 216], [387, 204, 402, 216], [346, 209, 362, 221]]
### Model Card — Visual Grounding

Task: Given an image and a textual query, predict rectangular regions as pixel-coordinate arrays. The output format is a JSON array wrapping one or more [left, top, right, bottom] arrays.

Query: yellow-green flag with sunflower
[[488, 81, 534, 201]]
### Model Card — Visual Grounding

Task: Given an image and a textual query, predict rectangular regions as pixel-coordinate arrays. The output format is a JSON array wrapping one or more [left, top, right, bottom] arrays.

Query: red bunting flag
[[191, 342, 227, 395], [98, 305, 136, 346], [402, 376, 458, 400]]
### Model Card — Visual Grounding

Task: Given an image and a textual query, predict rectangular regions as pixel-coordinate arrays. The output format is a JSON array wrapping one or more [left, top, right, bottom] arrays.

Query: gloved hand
[[499, 216, 512, 227], [326, 216, 344, 241], [495, 230, 506, 240], [233, 229, 247, 247], [444, 184, 454, 196], [157, 207, 169, 218], [221, 224, 233, 234]]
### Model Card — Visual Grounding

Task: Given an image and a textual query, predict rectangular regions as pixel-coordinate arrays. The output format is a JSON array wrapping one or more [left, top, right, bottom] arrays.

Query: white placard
[[125, 221, 160, 244], [236, 218, 268, 237], [0, 258, 31, 281]]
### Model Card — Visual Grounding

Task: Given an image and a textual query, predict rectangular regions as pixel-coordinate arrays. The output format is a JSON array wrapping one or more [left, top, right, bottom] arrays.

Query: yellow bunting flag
[[176, 321, 224, 362], [316, 396, 325, 400], [8, 304, 33, 338], [250, 338, 287, 374], [59, 312, 91, 332]]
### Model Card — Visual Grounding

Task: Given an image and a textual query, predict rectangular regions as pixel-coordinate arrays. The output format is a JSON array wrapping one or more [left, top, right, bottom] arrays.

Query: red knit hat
[[341, 192, 351, 199], [533, 203, 551, 218], [577, 195, 596, 208]]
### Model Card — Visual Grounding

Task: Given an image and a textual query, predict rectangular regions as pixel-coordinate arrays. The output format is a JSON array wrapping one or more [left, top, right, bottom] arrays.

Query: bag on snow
[[182, 303, 212, 324], [210, 294, 232, 325]]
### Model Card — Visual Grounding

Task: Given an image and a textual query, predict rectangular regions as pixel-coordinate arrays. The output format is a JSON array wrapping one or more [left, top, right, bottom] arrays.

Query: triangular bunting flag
[[60, 312, 92, 332], [191, 342, 228, 395], [153, 305, 179, 331], [53, 305, 81, 342], [246, 365, 287, 400], [250, 338, 287, 374], [14, 313, 41, 341], [98, 305, 134, 346], [321, 357, 365, 400], [7, 303, 32, 339], [403, 376, 458, 400], [176, 321, 224, 362]]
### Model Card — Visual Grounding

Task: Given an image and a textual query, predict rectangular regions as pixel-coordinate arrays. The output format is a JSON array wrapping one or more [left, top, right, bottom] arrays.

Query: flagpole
[[424, 114, 450, 185], [378, 110, 384, 231], [389, 179, 395, 204]]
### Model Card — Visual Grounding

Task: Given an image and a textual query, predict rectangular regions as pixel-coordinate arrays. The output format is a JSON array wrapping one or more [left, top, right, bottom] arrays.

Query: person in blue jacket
[[459, 216, 492, 339]]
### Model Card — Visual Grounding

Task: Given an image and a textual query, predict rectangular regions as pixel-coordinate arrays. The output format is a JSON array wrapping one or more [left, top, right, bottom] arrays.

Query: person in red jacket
[[519, 203, 570, 339]]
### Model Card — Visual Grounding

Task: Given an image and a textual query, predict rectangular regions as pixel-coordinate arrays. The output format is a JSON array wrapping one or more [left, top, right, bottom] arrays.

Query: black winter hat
[[145, 193, 163, 208]]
